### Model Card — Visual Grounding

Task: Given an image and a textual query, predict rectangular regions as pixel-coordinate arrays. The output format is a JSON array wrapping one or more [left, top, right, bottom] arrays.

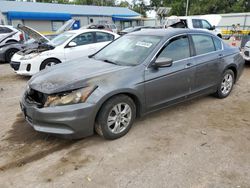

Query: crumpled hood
[[28, 57, 128, 94]]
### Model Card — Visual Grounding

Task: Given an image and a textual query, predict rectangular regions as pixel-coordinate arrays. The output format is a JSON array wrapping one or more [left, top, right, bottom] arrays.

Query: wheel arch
[[225, 64, 237, 83], [94, 90, 144, 124], [40, 57, 62, 70], [6, 39, 18, 43], [42, 57, 61, 63], [217, 34, 222, 38]]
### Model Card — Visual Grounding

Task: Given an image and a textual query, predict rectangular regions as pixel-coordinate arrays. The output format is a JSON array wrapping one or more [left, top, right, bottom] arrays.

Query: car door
[[64, 32, 96, 61], [94, 31, 115, 51], [144, 35, 196, 111], [190, 34, 222, 94]]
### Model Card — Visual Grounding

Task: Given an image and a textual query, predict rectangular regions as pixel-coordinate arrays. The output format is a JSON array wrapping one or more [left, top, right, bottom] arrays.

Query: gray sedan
[[20, 29, 245, 139]]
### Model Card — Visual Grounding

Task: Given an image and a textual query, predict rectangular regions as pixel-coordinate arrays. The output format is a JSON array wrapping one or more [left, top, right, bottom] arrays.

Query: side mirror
[[154, 57, 173, 68], [210, 25, 216, 30], [67, 41, 77, 47]]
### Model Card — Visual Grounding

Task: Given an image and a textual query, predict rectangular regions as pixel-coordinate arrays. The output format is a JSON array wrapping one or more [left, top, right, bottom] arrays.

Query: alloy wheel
[[107, 103, 132, 134], [221, 73, 233, 95]]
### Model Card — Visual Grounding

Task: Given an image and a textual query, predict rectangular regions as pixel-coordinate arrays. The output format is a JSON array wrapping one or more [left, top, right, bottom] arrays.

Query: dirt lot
[[0, 63, 250, 188]]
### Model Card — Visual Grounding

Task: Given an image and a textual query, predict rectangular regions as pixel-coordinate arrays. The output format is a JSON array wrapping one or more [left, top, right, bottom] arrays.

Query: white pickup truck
[[165, 16, 222, 38]]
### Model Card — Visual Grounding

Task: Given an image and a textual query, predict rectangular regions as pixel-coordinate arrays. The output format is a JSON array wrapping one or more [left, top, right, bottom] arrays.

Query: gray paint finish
[[20, 29, 245, 138]]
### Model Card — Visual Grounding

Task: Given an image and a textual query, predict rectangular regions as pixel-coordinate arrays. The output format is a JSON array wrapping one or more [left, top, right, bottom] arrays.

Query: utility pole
[[185, 0, 189, 16]]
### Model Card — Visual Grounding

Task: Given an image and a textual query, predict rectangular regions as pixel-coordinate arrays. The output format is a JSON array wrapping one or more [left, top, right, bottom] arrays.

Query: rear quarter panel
[[221, 45, 245, 82]]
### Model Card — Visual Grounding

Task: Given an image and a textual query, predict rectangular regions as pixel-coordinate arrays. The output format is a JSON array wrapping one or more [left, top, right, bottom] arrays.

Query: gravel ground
[[0, 63, 250, 188]]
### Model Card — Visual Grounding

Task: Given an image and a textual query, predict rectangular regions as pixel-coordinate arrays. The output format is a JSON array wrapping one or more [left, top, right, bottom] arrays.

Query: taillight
[[19, 33, 24, 41]]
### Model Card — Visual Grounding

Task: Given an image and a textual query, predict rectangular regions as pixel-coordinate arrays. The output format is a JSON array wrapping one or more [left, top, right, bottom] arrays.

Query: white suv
[[0, 25, 23, 44]]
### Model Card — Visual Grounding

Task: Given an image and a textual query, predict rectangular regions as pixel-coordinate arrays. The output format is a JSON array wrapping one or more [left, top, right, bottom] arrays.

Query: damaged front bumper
[[20, 93, 96, 139]]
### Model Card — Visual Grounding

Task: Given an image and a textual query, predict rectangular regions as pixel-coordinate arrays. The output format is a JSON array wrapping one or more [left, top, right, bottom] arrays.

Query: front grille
[[10, 61, 20, 71], [244, 51, 249, 57], [26, 89, 47, 108]]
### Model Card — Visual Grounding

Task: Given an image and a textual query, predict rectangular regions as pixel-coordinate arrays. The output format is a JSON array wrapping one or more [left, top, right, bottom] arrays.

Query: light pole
[[185, 0, 189, 16]]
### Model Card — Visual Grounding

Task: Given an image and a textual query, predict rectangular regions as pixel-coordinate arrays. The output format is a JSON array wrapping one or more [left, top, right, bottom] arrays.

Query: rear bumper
[[236, 54, 245, 82], [20, 94, 96, 139]]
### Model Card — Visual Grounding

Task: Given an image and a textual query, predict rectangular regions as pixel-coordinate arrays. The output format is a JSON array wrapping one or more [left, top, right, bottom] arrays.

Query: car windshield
[[93, 35, 162, 66], [48, 32, 74, 46], [109, 25, 116, 29], [122, 27, 139, 32]]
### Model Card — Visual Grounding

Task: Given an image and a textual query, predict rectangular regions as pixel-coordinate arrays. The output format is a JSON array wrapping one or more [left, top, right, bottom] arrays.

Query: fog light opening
[[26, 64, 31, 71]]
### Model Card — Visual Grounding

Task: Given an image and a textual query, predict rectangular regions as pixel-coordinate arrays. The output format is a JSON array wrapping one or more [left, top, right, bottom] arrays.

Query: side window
[[192, 35, 215, 55], [201, 20, 212, 30], [71, 32, 94, 46], [192, 19, 202, 28], [96, 32, 114, 43], [213, 37, 223, 51], [0, 27, 12, 34], [158, 35, 190, 61]]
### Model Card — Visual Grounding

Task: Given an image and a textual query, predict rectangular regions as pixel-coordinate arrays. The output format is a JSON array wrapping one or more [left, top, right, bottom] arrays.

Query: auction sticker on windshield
[[136, 41, 152, 48]]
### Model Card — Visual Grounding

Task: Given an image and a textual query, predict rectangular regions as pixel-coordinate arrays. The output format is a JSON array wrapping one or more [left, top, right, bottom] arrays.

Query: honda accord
[[20, 29, 245, 139]]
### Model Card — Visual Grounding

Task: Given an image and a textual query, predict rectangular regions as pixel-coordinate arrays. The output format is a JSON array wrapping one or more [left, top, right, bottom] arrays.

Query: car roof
[[127, 28, 215, 38], [66, 29, 115, 35], [0, 25, 15, 29]]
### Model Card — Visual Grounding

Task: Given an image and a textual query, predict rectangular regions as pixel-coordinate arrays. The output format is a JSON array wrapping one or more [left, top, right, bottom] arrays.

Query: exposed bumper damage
[[20, 88, 96, 139]]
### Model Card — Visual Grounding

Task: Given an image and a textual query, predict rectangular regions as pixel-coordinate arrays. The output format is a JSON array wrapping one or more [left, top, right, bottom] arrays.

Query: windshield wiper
[[102, 59, 119, 65]]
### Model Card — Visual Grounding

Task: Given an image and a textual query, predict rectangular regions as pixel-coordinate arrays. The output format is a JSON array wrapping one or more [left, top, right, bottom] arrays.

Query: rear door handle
[[185, 62, 193, 68], [218, 54, 224, 57]]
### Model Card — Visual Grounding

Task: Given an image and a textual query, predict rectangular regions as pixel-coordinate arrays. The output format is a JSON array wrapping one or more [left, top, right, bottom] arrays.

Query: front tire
[[40, 59, 61, 70], [5, 49, 19, 63], [95, 95, 136, 140], [215, 69, 235, 98]]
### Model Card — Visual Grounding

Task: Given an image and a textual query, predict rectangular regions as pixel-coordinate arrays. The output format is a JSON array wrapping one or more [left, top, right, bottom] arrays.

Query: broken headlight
[[44, 86, 96, 107]]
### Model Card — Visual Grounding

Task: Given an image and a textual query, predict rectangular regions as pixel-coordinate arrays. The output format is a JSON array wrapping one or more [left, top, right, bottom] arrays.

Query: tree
[[131, 0, 148, 17], [117, 0, 130, 8], [150, 0, 250, 16]]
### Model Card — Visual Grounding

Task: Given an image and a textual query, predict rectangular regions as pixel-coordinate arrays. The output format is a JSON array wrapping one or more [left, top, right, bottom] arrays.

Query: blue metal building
[[0, 1, 142, 32]]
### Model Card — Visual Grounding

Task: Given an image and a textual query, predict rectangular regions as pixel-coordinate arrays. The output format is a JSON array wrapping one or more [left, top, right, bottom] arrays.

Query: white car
[[243, 40, 250, 63], [165, 16, 222, 38], [0, 25, 23, 45], [11, 29, 119, 76]]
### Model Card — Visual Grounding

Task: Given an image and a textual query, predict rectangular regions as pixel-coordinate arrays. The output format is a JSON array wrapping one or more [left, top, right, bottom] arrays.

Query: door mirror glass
[[68, 41, 77, 47], [154, 57, 173, 67]]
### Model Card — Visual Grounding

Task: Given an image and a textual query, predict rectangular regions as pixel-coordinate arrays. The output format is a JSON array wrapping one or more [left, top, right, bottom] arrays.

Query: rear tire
[[5, 49, 19, 63], [40, 58, 61, 70], [95, 95, 136, 140], [215, 69, 235, 99]]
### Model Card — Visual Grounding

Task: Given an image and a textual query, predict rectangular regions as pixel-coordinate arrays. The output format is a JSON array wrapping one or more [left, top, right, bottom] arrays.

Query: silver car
[[20, 29, 245, 139]]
